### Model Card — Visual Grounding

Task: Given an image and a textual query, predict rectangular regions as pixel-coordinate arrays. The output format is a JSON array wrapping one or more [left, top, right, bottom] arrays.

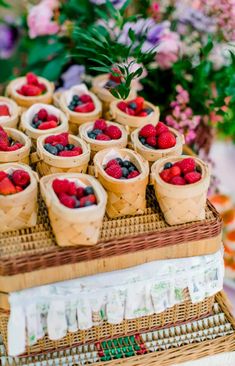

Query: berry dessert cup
[[0, 163, 38, 232], [92, 72, 137, 116], [0, 127, 31, 164], [0, 97, 20, 129], [79, 119, 128, 159], [109, 96, 160, 133], [151, 156, 210, 225], [20, 103, 68, 147], [40, 173, 107, 246], [59, 84, 102, 135], [34, 132, 90, 176], [94, 148, 149, 218], [131, 122, 184, 164], [6, 73, 54, 108]]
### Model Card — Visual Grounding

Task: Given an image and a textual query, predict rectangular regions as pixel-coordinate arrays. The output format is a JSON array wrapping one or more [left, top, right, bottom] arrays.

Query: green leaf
[[28, 42, 64, 66], [0, 0, 11, 8], [89, 66, 110, 73], [202, 38, 213, 57], [41, 54, 67, 81], [128, 28, 136, 43]]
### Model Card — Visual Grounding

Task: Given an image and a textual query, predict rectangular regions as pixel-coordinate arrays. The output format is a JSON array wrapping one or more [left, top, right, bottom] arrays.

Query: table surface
[[174, 352, 235, 365]]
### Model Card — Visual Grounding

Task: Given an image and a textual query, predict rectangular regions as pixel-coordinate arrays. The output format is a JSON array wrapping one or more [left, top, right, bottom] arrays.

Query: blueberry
[[55, 144, 64, 152], [122, 160, 131, 169], [164, 162, 173, 170], [139, 137, 146, 145], [93, 129, 103, 136], [33, 120, 42, 128], [67, 144, 75, 150], [104, 80, 117, 89], [144, 108, 153, 115], [88, 132, 96, 139], [129, 102, 137, 110], [44, 144, 58, 155], [116, 158, 123, 166], [121, 167, 129, 178], [128, 166, 136, 173], [84, 186, 94, 195], [72, 95, 79, 102], [84, 201, 93, 207], [68, 104, 75, 111]]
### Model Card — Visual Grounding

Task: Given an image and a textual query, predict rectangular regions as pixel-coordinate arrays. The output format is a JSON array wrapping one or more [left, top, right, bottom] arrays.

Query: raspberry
[[38, 108, 48, 121], [0, 141, 9, 151], [127, 170, 140, 179], [155, 122, 169, 136], [179, 158, 196, 174], [52, 179, 70, 195], [38, 82, 47, 92], [117, 101, 127, 112], [0, 177, 16, 195], [47, 114, 58, 122], [94, 119, 107, 131], [160, 169, 172, 183], [85, 194, 97, 204], [67, 182, 77, 195], [15, 185, 23, 192], [170, 176, 186, 185], [45, 133, 69, 147], [126, 107, 136, 116], [20, 84, 42, 96], [58, 192, 76, 208], [38, 121, 57, 130], [96, 134, 111, 141], [139, 124, 157, 138], [7, 143, 23, 151], [105, 164, 122, 179], [74, 102, 95, 113], [0, 171, 7, 182], [59, 150, 82, 157], [76, 186, 85, 199], [12, 170, 30, 187], [79, 94, 93, 103], [185, 171, 202, 184], [146, 136, 157, 147], [0, 105, 10, 116], [26, 72, 39, 85], [72, 146, 83, 154], [169, 166, 181, 178], [138, 111, 148, 117], [106, 159, 120, 169], [105, 125, 122, 140], [157, 132, 176, 149]]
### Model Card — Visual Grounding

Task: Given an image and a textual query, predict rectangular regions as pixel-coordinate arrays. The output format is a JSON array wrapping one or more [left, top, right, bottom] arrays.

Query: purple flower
[[0, 23, 18, 59], [176, 7, 216, 33], [118, 18, 156, 46], [57, 65, 85, 91], [90, 0, 126, 8]]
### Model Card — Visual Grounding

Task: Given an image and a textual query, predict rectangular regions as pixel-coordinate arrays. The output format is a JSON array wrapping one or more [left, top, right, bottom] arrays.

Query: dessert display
[[0, 126, 31, 164], [0, 126, 23, 152], [40, 173, 107, 246], [131, 122, 184, 163], [94, 148, 149, 218], [35, 133, 90, 176], [59, 84, 102, 135], [151, 155, 210, 225], [117, 97, 153, 117], [0, 97, 20, 129], [0, 163, 38, 232], [30, 107, 60, 130], [6, 73, 54, 107]]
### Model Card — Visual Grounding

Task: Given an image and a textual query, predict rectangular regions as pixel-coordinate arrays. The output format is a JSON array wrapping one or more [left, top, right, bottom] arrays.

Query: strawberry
[[20, 84, 42, 96], [126, 107, 136, 116], [117, 101, 127, 112], [169, 166, 181, 178], [137, 111, 148, 117], [58, 192, 76, 208], [0, 105, 10, 116], [170, 176, 186, 185], [106, 159, 120, 169], [47, 114, 58, 122], [94, 119, 107, 131], [59, 150, 82, 157], [105, 164, 122, 179], [146, 136, 157, 147], [76, 186, 85, 199], [139, 124, 157, 138], [0, 171, 7, 182], [38, 121, 57, 130], [127, 170, 140, 179], [160, 169, 172, 183], [134, 96, 145, 112], [0, 177, 16, 195], [12, 170, 30, 187], [157, 132, 176, 149], [67, 182, 77, 196], [38, 108, 48, 121], [185, 171, 202, 184], [80, 94, 93, 103], [74, 102, 95, 113], [45, 133, 69, 147], [85, 194, 97, 204], [96, 134, 111, 141], [72, 146, 83, 154], [7, 143, 23, 151], [26, 72, 39, 85], [179, 158, 196, 174], [15, 185, 23, 192], [52, 179, 70, 195], [38, 82, 47, 92], [105, 125, 122, 140], [155, 122, 169, 136]]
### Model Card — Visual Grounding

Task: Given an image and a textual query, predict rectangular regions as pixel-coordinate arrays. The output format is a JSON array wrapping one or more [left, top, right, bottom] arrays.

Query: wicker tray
[[0, 292, 234, 366], [0, 187, 222, 292], [0, 292, 214, 357]]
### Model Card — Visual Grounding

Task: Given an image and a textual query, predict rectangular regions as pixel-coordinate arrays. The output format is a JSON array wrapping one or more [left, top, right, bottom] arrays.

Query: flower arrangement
[[0, 0, 235, 151]]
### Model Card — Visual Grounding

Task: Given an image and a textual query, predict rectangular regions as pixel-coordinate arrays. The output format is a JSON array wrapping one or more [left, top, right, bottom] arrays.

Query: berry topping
[[170, 176, 186, 185], [31, 108, 60, 130], [0, 105, 10, 117], [12, 170, 30, 187], [146, 136, 157, 147], [96, 134, 111, 141], [105, 125, 122, 140], [117, 97, 153, 117], [178, 158, 196, 174], [38, 108, 48, 121], [59, 193, 76, 209], [94, 119, 107, 131], [0, 171, 7, 182], [68, 94, 95, 113], [184, 171, 202, 184], [0, 169, 30, 195], [74, 102, 95, 113], [127, 170, 140, 179], [87, 120, 122, 141], [139, 124, 157, 138], [58, 150, 83, 157], [105, 164, 122, 179], [157, 132, 176, 149], [0, 177, 16, 195], [44, 133, 83, 157], [17, 73, 46, 97], [0, 126, 23, 152], [106, 159, 120, 169], [105, 158, 140, 180], [155, 122, 169, 136], [160, 158, 202, 185]]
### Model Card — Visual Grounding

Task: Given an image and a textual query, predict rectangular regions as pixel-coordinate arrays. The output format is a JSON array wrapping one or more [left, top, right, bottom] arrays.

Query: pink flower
[[155, 31, 181, 69], [27, 0, 59, 39]]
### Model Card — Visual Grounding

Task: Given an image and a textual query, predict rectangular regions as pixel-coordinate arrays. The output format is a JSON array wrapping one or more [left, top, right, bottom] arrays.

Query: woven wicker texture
[[94, 148, 149, 218], [0, 128, 31, 165], [0, 294, 215, 357], [0, 163, 38, 233], [151, 155, 211, 225], [6, 77, 54, 108], [33, 133, 90, 176], [0, 97, 20, 129], [0, 186, 222, 278]]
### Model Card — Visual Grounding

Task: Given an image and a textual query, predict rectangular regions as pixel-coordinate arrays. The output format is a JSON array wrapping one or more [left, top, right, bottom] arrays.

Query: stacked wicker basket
[[0, 73, 234, 365]]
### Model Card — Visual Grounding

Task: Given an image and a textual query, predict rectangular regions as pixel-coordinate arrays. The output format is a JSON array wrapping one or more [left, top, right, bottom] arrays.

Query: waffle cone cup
[[0, 128, 31, 165]]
